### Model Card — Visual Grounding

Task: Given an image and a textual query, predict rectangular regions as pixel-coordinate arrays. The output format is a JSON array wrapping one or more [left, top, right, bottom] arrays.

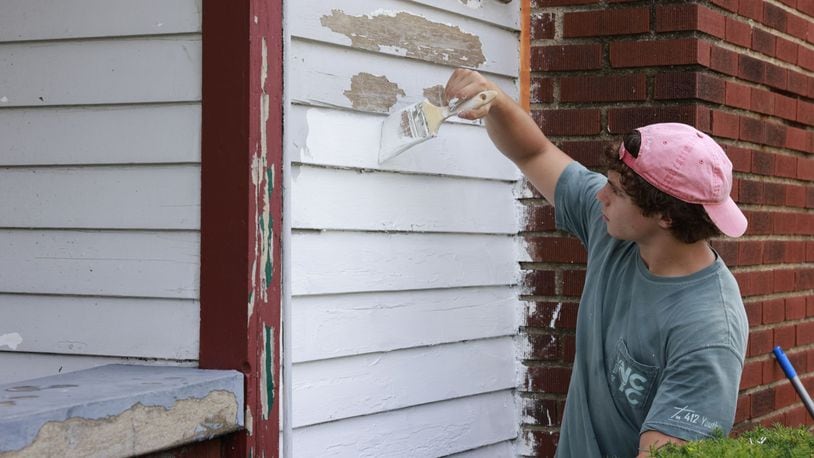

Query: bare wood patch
[[320, 10, 485, 68], [343, 72, 405, 113], [423, 85, 446, 106]]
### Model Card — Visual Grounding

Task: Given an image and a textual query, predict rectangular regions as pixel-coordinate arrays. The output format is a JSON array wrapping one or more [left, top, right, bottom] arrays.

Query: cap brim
[[704, 197, 748, 238]]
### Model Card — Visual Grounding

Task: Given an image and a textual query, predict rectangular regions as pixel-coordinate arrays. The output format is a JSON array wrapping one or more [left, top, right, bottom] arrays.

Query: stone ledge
[[0, 364, 244, 457]]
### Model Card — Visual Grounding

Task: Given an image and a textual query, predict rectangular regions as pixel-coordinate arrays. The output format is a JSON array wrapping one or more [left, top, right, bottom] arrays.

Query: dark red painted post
[[200, 0, 283, 456]]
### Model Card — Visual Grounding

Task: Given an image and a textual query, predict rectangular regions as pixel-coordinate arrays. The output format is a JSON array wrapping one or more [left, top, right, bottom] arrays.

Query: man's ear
[[657, 214, 672, 230]]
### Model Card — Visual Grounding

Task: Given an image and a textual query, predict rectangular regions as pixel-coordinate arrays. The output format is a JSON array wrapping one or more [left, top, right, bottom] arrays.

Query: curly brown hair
[[603, 131, 721, 244]]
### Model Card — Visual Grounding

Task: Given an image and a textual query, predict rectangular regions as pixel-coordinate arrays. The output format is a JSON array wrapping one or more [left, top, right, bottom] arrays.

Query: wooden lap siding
[[0, 1, 201, 382], [284, 0, 523, 456]]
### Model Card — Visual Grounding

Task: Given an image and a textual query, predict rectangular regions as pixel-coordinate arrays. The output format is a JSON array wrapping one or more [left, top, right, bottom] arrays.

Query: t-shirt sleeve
[[554, 162, 607, 247], [640, 346, 743, 441]]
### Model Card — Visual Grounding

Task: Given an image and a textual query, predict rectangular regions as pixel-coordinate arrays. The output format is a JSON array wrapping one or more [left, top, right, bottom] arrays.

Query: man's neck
[[637, 236, 716, 277]]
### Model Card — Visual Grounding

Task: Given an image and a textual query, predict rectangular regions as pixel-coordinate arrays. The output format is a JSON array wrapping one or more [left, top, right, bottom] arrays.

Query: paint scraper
[[378, 90, 497, 163]]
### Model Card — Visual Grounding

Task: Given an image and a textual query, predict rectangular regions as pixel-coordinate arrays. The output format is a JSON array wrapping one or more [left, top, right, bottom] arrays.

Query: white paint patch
[[0, 332, 23, 350], [549, 302, 562, 328], [379, 45, 408, 57], [245, 405, 254, 436], [0, 96, 7, 103], [460, 0, 483, 9]]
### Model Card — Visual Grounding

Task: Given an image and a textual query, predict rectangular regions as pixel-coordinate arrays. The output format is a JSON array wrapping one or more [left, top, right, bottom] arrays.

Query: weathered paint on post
[[200, 0, 283, 456]]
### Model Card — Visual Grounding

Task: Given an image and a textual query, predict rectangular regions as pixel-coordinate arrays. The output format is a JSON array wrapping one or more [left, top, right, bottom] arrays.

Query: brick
[[726, 16, 752, 48], [786, 406, 808, 427], [763, 297, 786, 323], [744, 301, 762, 325], [524, 270, 556, 296], [739, 116, 766, 145], [562, 269, 586, 297], [656, 72, 725, 103], [563, 334, 576, 363], [766, 122, 787, 148], [799, 157, 814, 181], [774, 93, 798, 121], [531, 12, 555, 40], [774, 211, 798, 235], [750, 88, 774, 115], [751, 150, 775, 175], [523, 430, 559, 458], [525, 204, 556, 232], [785, 241, 806, 263], [726, 146, 752, 172], [752, 28, 776, 57], [557, 141, 612, 168], [809, 243, 814, 263], [753, 270, 775, 295], [739, 55, 767, 84], [656, 4, 725, 38], [564, 7, 649, 37], [777, 154, 798, 179], [787, 296, 807, 321], [526, 301, 579, 329], [798, 268, 814, 289], [740, 359, 762, 389], [775, 269, 797, 292], [776, 37, 798, 65], [744, 210, 772, 235], [725, 81, 751, 110], [787, 127, 813, 153], [608, 105, 701, 134], [801, 1, 814, 16], [762, 3, 788, 32], [711, 239, 738, 265], [735, 394, 751, 423], [798, 100, 814, 126], [765, 64, 788, 90], [787, 13, 808, 41], [712, 0, 738, 13], [739, 1, 764, 22], [710, 45, 739, 76], [610, 38, 708, 68], [522, 397, 560, 426], [774, 379, 798, 409], [748, 328, 772, 358], [560, 74, 647, 103], [527, 333, 562, 360], [530, 77, 554, 104], [751, 388, 775, 418], [797, 320, 814, 345], [799, 45, 814, 72], [809, 295, 814, 316], [533, 109, 601, 136], [525, 366, 572, 393], [774, 324, 796, 350], [532, 0, 597, 5], [739, 240, 764, 265], [763, 240, 785, 264], [527, 236, 587, 263], [531, 44, 603, 71], [711, 110, 739, 140], [788, 71, 808, 95]]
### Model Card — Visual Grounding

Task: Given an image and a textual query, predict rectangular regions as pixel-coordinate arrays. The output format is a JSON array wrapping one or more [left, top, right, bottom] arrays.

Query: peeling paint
[[0, 333, 22, 351], [260, 325, 275, 420], [245, 405, 254, 436], [459, 0, 483, 8], [423, 85, 446, 107], [320, 9, 485, 68], [2, 390, 239, 457], [343, 73, 405, 113], [549, 302, 562, 328]]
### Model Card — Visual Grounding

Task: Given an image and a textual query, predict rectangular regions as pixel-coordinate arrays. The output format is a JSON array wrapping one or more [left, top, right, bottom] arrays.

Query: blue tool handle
[[773, 346, 797, 379]]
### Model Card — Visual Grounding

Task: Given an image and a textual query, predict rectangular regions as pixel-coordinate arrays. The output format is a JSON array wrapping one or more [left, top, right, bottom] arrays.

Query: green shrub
[[651, 425, 814, 457]]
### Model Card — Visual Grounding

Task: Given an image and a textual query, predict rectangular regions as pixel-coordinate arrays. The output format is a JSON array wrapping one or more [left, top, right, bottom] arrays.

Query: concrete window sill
[[0, 364, 244, 457]]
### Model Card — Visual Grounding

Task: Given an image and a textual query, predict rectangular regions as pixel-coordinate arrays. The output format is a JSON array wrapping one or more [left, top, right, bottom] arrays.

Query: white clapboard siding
[[291, 286, 517, 363], [289, 106, 520, 181], [291, 231, 518, 296], [292, 337, 515, 427], [0, 352, 196, 385], [291, 165, 518, 234], [0, 38, 201, 107], [448, 441, 515, 458], [0, 0, 201, 43], [0, 166, 199, 229], [0, 230, 199, 299], [0, 295, 198, 359], [292, 390, 516, 457], [0, 104, 201, 166], [291, 0, 518, 77], [289, 39, 516, 113], [409, 0, 518, 29]]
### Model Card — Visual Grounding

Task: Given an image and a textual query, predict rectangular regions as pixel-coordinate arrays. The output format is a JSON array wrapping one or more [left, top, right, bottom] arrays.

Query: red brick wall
[[522, 1, 814, 455]]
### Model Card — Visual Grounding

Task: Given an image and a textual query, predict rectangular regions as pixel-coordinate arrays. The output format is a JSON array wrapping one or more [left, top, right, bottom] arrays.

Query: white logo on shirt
[[613, 360, 647, 405]]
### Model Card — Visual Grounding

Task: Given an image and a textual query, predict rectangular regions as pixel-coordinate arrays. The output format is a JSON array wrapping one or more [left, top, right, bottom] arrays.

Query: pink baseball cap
[[619, 122, 748, 238]]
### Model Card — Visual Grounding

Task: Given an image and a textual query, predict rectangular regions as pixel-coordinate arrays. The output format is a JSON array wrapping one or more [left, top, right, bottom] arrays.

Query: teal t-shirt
[[553, 162, 749, 458]]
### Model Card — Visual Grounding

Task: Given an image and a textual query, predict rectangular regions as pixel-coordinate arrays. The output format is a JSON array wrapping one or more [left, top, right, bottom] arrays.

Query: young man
[[444, 69, 749, 457]]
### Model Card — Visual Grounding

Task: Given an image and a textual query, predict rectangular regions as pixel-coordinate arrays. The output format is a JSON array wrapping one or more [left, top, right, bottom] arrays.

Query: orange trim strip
[[519, 0, 531, 112]]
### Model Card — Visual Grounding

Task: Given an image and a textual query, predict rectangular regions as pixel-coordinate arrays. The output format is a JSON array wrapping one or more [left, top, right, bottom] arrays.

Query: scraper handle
[[446, 90, 498, 118]]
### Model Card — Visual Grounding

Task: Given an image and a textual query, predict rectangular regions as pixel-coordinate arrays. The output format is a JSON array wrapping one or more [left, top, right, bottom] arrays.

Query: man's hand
[[638, 430, 686, 457]]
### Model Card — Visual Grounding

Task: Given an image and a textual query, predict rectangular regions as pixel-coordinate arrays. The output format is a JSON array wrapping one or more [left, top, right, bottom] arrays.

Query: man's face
[[595, 171, 663, 242]]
